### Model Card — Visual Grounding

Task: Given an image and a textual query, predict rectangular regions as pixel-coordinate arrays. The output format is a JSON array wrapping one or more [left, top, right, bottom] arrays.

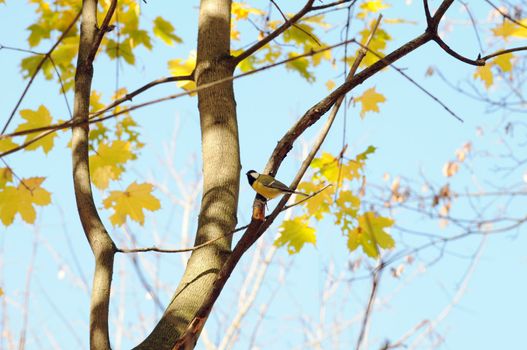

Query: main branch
[[72, 1, 117, 349]]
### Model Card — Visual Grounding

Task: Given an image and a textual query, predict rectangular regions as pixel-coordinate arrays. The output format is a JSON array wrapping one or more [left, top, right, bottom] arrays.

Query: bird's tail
[[292, 191, 309, 197]]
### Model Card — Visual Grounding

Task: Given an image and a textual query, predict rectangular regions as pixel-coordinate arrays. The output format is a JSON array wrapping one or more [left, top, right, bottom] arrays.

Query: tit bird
[[246, 170, 308, 200]]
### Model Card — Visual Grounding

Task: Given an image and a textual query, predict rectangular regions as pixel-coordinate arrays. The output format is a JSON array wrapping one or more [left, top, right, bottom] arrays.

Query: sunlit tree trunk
[[135, 0, 239, 348]]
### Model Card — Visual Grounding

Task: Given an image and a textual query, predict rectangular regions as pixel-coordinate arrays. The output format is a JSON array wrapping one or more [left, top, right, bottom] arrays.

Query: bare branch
[[432, 35, 484, 66], [482, 46, 527, 61], [423, 0, 432, 24]]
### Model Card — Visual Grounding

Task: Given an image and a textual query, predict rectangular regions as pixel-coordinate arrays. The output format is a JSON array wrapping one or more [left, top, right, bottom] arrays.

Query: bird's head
[[246, 170, 259, 185]]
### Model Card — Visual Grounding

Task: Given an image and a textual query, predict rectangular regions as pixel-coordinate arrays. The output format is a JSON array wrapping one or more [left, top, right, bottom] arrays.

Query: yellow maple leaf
[[325, 79, 336, 91], [89, 140, 133, 189], [492, 21, 518, 40], [359, 0, 390, 14], [347, 211, 394, 258], [335, 190, 361, 227], [355, 87, 386, 118], [0, 177, 51, 226], [0, 168, 13, 188], [274, 216, 316, 254], [311, 152, 340, 183], [232, 2, 264, 20], [474, 64, 493, 89], [103, 182, 161, 226], [0, 287, 3, 297], [15, 105, 57, 154], [89, 90, 106, 113], [493, 52, 514, 72], [298, 181, 334, 220], [168, 51, 196, 93], [0, 138, 18, 154]]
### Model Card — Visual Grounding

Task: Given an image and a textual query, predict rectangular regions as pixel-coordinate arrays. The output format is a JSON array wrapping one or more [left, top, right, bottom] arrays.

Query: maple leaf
[[283, 24, 318, 46], [0, 168, 13, 188], [0, 177, 51, 226], [285, 53, 315, 82], [89, 90, 106, 113], [274, 216, 316, 254], [298, 181, 334, 220], [325, 79, 336, 91], [0, 287, 3, 298], [356, 145, 376, 162], [311, 152, 340, 183], [355, 87, 386, 118], [493, 52, 514, 72], [153, 16, 182, 46], [0, 139, 18, 154], [103, 182, 161, 226], [89, 140, 133, 189], [335, 190, 361, 226], [15, 105, 57, 154], [168, 51, 196, 93], [347, 212, 394, 258], [358, 0, 390, 18], [492, 21, 520, 40], [474, 65, 493, 89], [231, 2, 264, 20]]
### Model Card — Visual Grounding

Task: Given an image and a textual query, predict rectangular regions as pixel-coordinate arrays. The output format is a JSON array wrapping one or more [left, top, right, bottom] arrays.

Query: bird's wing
[[267, 179, 294, 192]]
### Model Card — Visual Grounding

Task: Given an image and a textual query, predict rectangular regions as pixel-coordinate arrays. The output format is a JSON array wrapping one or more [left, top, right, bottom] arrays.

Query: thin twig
[[482, 46, 527, 61], [459, 1, 484, 53], [48, 56, 73, 119], [355, 263, 383, 350]]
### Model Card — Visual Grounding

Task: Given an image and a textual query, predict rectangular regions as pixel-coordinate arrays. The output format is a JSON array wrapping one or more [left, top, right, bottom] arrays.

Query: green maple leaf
[[153, 17, 182, 46]]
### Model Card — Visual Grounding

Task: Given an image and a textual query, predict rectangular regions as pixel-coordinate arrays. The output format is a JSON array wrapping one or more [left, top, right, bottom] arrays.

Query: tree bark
[[135, 0, 239, 348]]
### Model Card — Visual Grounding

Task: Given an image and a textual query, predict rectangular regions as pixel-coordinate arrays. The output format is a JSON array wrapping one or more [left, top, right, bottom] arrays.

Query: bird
[[246, 170, 308, 200]]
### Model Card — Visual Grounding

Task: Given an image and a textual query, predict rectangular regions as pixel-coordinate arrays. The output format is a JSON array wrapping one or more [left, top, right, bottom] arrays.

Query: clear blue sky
[[1, 1, 526, 349]]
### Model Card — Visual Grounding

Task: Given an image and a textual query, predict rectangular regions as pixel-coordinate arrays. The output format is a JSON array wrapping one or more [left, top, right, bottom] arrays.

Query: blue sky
[[1, 1, 526, 349]]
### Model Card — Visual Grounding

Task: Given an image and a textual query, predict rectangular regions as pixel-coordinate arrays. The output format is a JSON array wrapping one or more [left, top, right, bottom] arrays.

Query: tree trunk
[[135, 0, 239, 348]]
